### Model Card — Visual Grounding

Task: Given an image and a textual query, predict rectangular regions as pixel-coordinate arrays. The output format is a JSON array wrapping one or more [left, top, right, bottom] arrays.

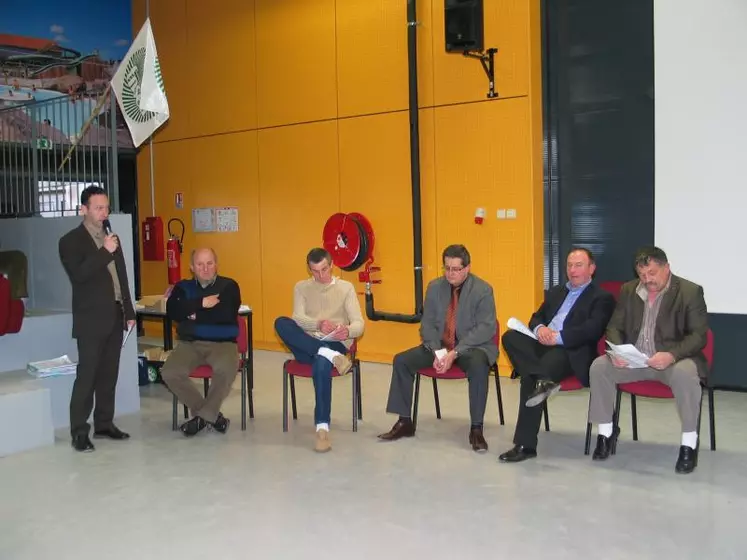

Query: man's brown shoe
[[315, 430, 331, 453], [332, 354, 352, 375], [377, 418, 415, 441], [469, 427, 488, 453]]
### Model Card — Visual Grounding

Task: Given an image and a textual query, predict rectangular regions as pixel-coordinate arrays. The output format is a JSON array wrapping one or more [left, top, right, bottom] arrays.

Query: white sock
[[316, 423, 329, 432], [681, 431, 698, 449], [317, 347, 342, 364], [598, 423, 613, 438]]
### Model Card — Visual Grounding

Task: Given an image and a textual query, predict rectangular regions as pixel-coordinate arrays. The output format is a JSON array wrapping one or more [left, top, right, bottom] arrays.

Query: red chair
[[613, 328, 716, 452], [171, 316, 252, 431], [282, 340, 361, 432], [0, 275, 24, 336], [412, 333, 505, 429], [539, 281, 624, 454]]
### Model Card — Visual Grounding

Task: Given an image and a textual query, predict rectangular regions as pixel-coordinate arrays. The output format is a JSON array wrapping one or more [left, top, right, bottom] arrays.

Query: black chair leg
[[240, 368, 247, 431], [356, 360, 363, 420], [432, 378, 441, 419], [412, 374, 421, 431], [290, 375, 298, 420], [172, 394, 178, 431], [631, 395, 638, 441], [494, 371, 505, 425], [542, 402, 550, 432], [203, 378, 210, 396], [351, 364, 358, 433], [282, 366, 288, 432], [612, 389, 622, 455], [708, 387, 716, 451], [183, 404, 188, 419], [584, 422, 592, 455]]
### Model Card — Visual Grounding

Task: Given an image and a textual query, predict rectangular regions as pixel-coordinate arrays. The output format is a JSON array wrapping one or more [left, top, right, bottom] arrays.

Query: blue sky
[[2, 0, 132, 61]]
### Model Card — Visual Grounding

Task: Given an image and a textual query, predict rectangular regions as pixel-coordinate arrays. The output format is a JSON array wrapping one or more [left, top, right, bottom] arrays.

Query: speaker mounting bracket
[[463, 47, 498, 98]]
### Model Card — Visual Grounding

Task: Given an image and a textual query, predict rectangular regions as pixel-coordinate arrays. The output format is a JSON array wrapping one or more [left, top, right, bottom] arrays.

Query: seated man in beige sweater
[[274, 247, 365, 452]]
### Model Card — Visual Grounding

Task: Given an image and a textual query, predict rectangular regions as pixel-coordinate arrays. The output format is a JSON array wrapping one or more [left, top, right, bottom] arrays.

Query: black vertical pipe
[[365, 0, 424, 323]]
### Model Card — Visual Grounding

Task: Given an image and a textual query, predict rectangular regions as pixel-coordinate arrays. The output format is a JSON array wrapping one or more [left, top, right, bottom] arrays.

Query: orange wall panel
[[147, 0, 191, 142], [432, 0, 530, 106], [258, 121, 341, 343], [336, 0, 408, 117], [185, 0, 257, 136], [433, 97, 541, 369], [255, 0, 338, 128], [133, 1, 544, 367]]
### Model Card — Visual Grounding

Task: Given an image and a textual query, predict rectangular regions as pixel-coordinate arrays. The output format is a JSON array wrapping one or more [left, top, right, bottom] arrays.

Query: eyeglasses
[[443, 266, 465, 274]]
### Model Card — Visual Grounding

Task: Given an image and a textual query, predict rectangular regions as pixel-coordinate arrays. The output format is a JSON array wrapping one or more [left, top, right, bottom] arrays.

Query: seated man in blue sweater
[[161, 248, 241, 436]]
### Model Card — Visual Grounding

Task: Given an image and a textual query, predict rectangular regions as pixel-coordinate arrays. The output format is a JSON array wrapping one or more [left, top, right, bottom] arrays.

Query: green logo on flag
[[121, 47, 165, 123]]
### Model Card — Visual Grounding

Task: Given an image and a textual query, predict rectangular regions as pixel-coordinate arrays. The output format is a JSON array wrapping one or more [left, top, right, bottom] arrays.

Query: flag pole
[[57, 82, 112, 171], [147, 0, 155, 216]]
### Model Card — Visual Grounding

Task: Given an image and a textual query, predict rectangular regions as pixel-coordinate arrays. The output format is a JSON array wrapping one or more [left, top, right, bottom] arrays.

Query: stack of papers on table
[[27, 355, 78, 378]]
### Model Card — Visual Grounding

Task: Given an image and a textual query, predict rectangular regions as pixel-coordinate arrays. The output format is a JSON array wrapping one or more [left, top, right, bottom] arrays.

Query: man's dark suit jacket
[[528, 283, 616, 386], [606, 274, 709, 378], [59, 223, 136, 339]]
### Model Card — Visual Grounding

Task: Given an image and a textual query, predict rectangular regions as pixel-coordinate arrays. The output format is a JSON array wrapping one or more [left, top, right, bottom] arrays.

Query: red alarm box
[[142, 216, 165, 261]]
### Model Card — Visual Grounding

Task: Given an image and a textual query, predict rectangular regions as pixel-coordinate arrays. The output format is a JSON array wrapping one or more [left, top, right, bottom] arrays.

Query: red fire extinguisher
[[166, 218, 185, 285]]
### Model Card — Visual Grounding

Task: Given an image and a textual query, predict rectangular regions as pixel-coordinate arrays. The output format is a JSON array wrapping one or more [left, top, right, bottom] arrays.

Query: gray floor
[[1, 349, 745, 560]]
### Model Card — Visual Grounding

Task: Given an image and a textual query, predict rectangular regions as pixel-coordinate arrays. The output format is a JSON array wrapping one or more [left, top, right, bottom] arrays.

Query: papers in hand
[[605, 341, 649, 368], [507, 317, 537, 340], [319, 327, 341, 341], [27, 355, 78, 378], [122, 324, 134, 348]]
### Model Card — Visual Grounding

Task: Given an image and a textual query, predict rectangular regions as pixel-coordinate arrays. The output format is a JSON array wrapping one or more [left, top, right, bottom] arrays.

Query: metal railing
[[0, 87, 128, 217]]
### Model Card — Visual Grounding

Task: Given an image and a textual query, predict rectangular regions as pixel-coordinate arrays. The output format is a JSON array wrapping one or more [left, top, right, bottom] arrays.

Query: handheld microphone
[[103, 219, 113, 236]]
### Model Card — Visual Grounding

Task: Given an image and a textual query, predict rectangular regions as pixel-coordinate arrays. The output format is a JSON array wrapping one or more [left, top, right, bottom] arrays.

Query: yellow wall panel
[[133, 0, 544, 366], [338, 112, 424, 359], [147, 0, 191, 142], [336, 0, 408, 117], [434, 97, 542, 369], [186, 132, 263, 331], [185, 0, 257, 136], [258, 121, 340, 343], [255, 0, 338, 128], [432, 0, 530, 106]]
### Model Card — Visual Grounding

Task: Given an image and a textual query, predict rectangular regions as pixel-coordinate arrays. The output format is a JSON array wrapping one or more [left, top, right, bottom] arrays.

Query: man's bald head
[[190, 248, 218, 284]]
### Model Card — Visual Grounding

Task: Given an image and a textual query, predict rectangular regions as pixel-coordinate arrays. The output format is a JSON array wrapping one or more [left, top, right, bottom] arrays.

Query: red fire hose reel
[[322, 212, 376, 273]]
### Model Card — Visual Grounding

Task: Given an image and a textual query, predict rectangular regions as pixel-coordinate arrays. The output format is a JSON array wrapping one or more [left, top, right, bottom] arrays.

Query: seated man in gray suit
[[378, 244, 498, 452]]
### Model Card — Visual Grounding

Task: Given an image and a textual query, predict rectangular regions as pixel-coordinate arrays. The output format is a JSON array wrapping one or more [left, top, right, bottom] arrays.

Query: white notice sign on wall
[[215, 207, 239, 232]]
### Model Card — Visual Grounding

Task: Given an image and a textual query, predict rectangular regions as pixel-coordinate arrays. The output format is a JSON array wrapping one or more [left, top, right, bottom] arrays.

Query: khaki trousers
[[161, 340, 239, 423], [588, 355, 701, 432]]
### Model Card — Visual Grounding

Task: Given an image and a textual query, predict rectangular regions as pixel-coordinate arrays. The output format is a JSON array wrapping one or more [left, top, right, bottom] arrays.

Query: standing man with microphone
[[59, 185, 136, 452]]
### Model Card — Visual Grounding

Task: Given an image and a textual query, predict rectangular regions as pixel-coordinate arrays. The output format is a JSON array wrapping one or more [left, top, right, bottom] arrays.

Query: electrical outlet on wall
[[496, 209, 506, 219], [506, 209, 517, 219]]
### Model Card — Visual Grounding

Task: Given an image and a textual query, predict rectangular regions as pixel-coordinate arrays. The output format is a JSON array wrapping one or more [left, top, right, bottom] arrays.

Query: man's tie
[[442, 286, 459, 350]]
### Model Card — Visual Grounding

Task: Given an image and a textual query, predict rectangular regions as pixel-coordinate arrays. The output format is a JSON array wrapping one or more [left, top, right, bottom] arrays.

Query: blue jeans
[[274, 317, 347, 425]]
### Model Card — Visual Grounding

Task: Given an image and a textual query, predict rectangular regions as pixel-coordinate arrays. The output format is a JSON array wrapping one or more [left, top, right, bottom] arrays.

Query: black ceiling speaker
[[445, 0, 484, 52]]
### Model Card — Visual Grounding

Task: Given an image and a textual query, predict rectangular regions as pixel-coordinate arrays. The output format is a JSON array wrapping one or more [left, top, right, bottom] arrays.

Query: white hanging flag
[[110, 18, 169, 147]]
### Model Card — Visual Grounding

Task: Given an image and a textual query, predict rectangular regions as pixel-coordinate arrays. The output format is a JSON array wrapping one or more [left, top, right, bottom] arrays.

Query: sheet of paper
[[507, 317, 537, 340], [606, 341, 650, 368], [434, 348, 448, 360], [319, 327, 341, 341], [122, 325, 134, 348]]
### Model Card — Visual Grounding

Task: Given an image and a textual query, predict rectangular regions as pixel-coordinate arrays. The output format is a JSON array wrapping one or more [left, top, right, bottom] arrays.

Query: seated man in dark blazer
[[588, 246, 708, 474], [378, 244, 498, 452], [498, 247, 615, 463]]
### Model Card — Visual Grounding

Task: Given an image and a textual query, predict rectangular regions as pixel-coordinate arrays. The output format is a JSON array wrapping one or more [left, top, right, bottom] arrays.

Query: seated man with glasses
[[378, 244, 498, 452]]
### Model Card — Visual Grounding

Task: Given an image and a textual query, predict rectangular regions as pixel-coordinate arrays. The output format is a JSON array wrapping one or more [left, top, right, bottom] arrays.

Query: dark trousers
[[385, 345, 490, 425], [274, 317, 347, 425], [70, 306, 124, 437], [502, 330, 571, 448]]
